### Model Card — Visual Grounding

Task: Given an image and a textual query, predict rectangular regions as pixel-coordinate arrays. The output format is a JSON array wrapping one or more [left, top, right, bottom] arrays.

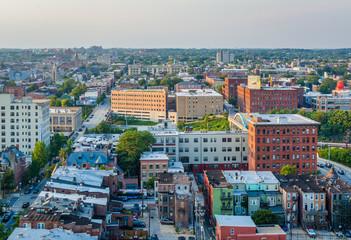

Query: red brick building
[[244, 114, 319, 174], [224, 77, 247, 101], [4, 86, 25, 99], [216, 215, 286, 240], [237, 86, 298, 113], [174, 82, 202, 92]]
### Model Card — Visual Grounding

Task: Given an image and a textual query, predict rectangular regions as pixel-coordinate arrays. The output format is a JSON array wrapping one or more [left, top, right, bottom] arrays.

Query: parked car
[[29, 185, 34, 190], [2, 213, 12, 222], [325, 163, 332, 168], [151, 234, 159, 240], [133, 220, 146, 228], [338, 169, 345, 175], [117, 196, 128, 201], [33, 189, 39, 194], [133, 204, 140, 210], [141, 205, 147, 210], [24, 189, 30, 194], [188, 237, 195, 240], [22, 202, 30, 208], [86, 119, 90, 122], [178, 237, 186, 240], [343, 230, 351, 238], [306, 228, 316, 238], [160, 217, 173, 225], [318, 163, 325, 168]]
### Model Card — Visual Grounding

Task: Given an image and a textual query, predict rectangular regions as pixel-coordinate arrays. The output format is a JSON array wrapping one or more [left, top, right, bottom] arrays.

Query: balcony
[[221, 206, 233, 211], [220, 196, 232, 201], [304, 209, 328, 216]]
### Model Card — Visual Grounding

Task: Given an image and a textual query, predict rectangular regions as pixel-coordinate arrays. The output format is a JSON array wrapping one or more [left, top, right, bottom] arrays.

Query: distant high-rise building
[[0, 94, 50, 155], [21, 49, 32, 59], [216, 50, 234, 63], [52, 62, 57, 83]]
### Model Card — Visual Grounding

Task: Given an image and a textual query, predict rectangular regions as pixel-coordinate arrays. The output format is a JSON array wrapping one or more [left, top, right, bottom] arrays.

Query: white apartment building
[[0, 94, 50, 155], [128, 64, 182, 75], [139, 121, 249, 172]]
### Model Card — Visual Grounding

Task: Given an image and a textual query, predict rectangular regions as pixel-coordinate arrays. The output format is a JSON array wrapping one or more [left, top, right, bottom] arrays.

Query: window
[[37, 223, 45, 229], [194, 138, 198, 143], [231, 228, 234, 235]]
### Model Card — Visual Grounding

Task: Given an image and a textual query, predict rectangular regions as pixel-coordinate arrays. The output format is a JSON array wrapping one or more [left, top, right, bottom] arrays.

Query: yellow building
[[49, 107, 82, 132]]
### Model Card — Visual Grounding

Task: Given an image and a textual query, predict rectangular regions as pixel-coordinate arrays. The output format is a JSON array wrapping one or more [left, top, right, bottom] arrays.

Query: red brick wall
[[224, 77, 247, 101], [248, 123, 318, 174]]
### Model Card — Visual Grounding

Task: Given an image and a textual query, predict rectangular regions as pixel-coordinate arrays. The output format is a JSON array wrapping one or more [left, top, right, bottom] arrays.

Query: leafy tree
[[50, 96, 61, 107], [177, 121, 185, 129], [97, 93, 106, 104], [31, 141, 49, 168], [229, 97, 237, 106], [217, 84, 223, 94], [70, 83, 86, 100], [219, 73, 227, 80], [50, 133, 67, 158], [0, 223, 11, 239], [1, 170, 15, 192], [144, 176, 155, 189], [280, 165, 297, 175], [187, 68, 195, 74], [6, 80, 16, 87], [44, 164, 56, 178], [59, 147, 68, 162], [99, 165, 106, 170], [195, 74, 203, 80], [90, 122, 123, 134], [319, 78, 337, 94], [27, 84, 38, 92], [116, 130, 155, 175], [251, 209, 278, 225], [61, 99, 75, 107]]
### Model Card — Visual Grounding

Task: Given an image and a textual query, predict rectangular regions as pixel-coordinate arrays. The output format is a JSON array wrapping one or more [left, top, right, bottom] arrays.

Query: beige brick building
[[140, 152, 169, 183], [169, 89, 223, 123], [49, 107, 82, 132], [111, 87, 167, 122]]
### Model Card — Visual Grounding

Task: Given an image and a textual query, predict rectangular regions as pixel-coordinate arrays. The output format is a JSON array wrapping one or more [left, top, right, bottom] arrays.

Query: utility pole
[[141, 181, 144, 217], [344, 128, 350, 149], [148, 208, 151, 239]]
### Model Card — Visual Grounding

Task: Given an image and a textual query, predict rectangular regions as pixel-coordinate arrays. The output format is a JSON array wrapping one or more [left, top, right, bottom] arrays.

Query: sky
[[1, 0, 350, 49]]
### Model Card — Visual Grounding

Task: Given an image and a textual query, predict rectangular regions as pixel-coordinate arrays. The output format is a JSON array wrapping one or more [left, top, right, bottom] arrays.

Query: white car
[[306, 228, 316, 238]]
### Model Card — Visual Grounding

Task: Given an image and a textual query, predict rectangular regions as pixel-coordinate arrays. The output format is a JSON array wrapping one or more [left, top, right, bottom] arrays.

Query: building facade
[[237, 86, 298, 113], [0, 94, 50, 155], [111, 87, 167, 122], [170, 89, 223, 123], [235, 114, 319, 174], [140, 152, 169, 183], [224, 77, 247, 101], [49, 107, 82, 132], [128, 64, 182, 75]]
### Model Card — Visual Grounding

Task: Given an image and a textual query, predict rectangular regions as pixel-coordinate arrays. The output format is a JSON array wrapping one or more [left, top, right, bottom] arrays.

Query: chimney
[[10, 152, 16, 168]]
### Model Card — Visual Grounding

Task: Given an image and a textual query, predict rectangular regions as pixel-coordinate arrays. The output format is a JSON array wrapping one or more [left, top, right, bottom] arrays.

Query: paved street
[[83, 95, 111, 130], [318, 157, 351, 185]]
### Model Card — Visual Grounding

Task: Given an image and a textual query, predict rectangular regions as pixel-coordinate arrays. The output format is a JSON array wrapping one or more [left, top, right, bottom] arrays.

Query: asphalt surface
[[318, 157, 351, 184], [82, 95, 111, 130]]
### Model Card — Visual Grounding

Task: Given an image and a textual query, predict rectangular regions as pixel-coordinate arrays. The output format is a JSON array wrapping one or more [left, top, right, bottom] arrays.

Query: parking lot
[[287, 228, 342, 240]]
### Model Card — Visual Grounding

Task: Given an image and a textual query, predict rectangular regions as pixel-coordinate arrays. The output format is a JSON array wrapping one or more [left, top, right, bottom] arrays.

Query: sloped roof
[[325, 166, 338, 180]]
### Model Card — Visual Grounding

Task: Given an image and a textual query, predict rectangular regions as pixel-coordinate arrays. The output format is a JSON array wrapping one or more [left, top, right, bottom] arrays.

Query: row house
[[155, 172, 192, 229]]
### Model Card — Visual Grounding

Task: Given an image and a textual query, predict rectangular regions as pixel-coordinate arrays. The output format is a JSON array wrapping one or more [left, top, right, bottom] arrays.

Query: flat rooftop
[[8, 228, 98, 240], [245, 114, 320, 126], [44, 181, 110, 195], [257, 225, 286, 235], [50, 107, 82, 114], [175, 89, 222, 97], [215, 215, 256, 227], [223, 171, 279, 185], [140, 151, 169, 161]]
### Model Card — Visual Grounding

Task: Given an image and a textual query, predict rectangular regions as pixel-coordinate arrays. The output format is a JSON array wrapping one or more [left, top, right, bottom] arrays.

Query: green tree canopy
[[90, 122, 123, 134], [32, 141, 49, 168], [280, 165, 297, 175], [50, 96, 61, 107], [318, 78, 337, 94], [116, 130, 155, 175], [49, 133, 67, 158], [251, 209, 278, 225], [1, 170, 15, 192]]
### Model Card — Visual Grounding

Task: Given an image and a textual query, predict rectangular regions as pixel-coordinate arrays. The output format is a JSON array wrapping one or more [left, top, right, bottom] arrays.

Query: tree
[[319, 78, 337, 94], [44, 164, 56, 178], [50, 96, 61, 107], [1, 170, 15, 192], [144, 176, 155, 189], [280, 165, 297, 175], [90, 122, 123, 134], [195, 74, 203, 80], [187, 68, 195, 75], [27, 84, 38, 92], [116, 130, 155, 175], [70, 83, 86, 100], [229, 97, 237, 106], [251, 209, 278, 225], [97, 93, 106, 104], [61, 99, 75, 107], [31, 141, 49, 168], [6, 80, 16, 87], [50, 133, 67, 158], [59, 147, 68, 162]]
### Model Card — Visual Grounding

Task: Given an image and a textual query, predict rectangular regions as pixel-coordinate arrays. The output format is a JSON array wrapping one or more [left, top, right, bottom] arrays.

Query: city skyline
[[1, 0, 350, 49]]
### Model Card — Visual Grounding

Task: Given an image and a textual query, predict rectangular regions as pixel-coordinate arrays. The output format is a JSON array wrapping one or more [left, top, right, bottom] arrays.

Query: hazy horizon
[[1, 0, 350, 49]]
